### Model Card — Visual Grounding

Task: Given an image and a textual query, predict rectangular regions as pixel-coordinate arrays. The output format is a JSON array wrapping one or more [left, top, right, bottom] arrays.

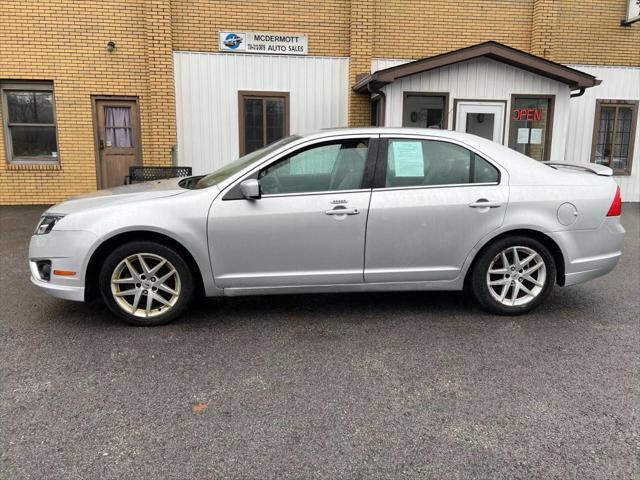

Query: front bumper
[[29, 229, 97, 302], [548, 216, 625, 287], [30, 270, 85, 301]]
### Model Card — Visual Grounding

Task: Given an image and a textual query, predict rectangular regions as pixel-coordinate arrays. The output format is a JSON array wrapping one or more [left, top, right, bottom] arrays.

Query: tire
[[470, 235, 556, 315], [99, 241, 194, 326]]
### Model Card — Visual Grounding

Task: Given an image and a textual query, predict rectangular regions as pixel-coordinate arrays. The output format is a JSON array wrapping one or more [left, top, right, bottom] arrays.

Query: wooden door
[[94, 98, 141, 189]]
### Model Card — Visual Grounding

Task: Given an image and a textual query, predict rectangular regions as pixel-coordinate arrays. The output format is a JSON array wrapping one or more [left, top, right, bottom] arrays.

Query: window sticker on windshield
[[392, 141, 424, 177]]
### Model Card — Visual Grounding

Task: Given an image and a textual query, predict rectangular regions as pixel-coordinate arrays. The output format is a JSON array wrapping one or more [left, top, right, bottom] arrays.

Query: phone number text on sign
[[219, 31, 308, 55]]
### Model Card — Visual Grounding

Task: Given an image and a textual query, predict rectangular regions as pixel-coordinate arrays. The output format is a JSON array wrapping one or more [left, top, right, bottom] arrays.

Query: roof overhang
[[354, 41, 601, 93]]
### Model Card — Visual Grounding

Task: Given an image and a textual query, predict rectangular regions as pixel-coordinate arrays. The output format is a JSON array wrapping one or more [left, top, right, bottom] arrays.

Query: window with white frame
[[1, 82, 59, 163]]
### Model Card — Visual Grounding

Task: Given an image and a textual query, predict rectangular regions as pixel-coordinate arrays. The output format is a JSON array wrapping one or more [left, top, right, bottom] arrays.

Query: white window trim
[[1, 81, 60, 164]]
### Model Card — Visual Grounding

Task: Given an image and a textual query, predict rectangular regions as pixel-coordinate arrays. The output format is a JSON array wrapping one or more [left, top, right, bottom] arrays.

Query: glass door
[[455, 101, 506, 144]]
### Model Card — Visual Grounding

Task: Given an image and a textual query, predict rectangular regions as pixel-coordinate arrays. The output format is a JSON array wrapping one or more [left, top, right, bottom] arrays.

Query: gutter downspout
[[570, 87, 586, 98], [367, 83, 386, 126]]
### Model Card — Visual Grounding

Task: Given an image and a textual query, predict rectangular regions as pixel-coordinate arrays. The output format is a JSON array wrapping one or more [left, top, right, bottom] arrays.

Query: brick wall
[[171, 0, 351, 56], [552, 0, 640, 65], [348, 0, 375, 126], [1, 0, 638, 204], [372, 0, 535, 59], [0, 0, 175, 205]]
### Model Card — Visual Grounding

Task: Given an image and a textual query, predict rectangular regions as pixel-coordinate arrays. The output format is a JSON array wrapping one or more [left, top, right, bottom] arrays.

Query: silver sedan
[[29, 128, 625, 325]]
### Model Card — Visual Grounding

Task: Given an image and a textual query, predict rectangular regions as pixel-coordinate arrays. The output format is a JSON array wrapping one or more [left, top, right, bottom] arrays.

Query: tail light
[[607, 186, 622, 217]]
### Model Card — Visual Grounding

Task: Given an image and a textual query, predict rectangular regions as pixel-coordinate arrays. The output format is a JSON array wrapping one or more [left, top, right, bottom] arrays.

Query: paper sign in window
[[392, 141, 424, 177], [530, 128, 543, 145], [517, 128, 530, 144]]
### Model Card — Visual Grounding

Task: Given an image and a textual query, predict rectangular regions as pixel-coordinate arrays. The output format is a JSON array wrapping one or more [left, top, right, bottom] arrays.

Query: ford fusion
[[29, 128, 625, 326]]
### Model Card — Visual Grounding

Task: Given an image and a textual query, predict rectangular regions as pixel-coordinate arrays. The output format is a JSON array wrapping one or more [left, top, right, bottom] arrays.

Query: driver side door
[[209, 135, 378, 289]]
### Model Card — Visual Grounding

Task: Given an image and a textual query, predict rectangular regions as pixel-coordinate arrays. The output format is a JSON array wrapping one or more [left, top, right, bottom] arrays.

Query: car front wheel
[[470, 236, 556, 315], [99, 241, 194, 326]]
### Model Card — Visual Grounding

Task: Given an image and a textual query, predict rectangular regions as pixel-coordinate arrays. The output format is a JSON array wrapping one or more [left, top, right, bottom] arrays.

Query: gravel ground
[[0, 204, 638, 479]]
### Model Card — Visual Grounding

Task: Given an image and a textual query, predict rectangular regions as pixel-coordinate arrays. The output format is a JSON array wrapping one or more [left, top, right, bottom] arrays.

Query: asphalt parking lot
[[0, 204, 638, 479]]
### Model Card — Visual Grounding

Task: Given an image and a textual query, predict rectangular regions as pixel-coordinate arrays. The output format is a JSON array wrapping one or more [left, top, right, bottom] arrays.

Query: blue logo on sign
[[223, 33, 243, 49]]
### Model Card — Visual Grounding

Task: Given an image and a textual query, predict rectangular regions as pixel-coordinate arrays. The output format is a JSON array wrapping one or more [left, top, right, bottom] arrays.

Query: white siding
[[376, 57, 571, 162], [565, 65, 640, 202], [174, 52, 349, 174], [372, 58, 640, 201]]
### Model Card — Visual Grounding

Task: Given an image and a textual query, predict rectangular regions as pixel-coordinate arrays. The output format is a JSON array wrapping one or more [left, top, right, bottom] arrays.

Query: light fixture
[[106, 41, 116, 52]]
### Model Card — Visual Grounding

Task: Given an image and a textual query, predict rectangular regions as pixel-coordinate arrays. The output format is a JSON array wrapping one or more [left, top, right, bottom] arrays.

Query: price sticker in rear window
[[391, 141, 424, 177]]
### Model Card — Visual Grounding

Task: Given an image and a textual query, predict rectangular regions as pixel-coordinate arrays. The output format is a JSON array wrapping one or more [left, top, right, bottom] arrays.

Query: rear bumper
[[548, 217, 625, 287]]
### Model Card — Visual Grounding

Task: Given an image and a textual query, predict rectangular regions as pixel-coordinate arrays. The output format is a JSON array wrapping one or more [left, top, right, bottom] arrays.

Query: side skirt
[[222, 279, 465, 297]]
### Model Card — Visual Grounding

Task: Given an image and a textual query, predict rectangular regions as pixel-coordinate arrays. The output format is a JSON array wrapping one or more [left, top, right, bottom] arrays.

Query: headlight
[[34, 214, 65, 235]]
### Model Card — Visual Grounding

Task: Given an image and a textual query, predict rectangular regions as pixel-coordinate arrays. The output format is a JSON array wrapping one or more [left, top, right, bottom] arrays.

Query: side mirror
[[239, 178, 261, 199]]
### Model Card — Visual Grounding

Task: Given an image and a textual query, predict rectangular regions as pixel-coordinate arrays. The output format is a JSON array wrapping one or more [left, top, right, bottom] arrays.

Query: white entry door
[[456, 101, 505, 144]]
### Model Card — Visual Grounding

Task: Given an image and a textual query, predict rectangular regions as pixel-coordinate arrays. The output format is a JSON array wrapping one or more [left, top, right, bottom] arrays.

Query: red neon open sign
[[512, 108, 542, 121]]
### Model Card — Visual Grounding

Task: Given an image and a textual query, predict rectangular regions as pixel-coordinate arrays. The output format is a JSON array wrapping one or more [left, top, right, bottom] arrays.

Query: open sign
[[512, 108, 542, 121]]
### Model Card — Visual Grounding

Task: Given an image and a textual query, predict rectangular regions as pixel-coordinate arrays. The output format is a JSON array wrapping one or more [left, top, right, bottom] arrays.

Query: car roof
[[301, 127, 508, 157], [302, 127, 501, 147]]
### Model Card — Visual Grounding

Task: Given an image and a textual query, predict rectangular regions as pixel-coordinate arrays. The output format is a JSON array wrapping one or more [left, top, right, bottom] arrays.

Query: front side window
[[384, 139, 499, 188], [508, 96, 554, 161], [591, 100, 638, 175], [239, 91, 289, 155], [403, 93, 448, 129], [259, 139, 369, 195], [1, 82, 59, 163], [195, 135, 300, 189]]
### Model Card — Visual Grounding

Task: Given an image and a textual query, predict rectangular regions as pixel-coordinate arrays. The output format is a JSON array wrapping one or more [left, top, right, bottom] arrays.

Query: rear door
[[209, 135, 378, 288], [364, 135, 508, 283]]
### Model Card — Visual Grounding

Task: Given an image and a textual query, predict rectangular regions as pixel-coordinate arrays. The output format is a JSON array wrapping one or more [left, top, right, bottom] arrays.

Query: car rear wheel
[[470, 236, 556, 315], [99, 241, 194, 326]]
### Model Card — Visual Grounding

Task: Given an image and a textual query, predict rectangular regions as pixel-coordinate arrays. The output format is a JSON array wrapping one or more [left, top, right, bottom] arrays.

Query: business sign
[[512, 108, 543, 122], [219, 31, 308, 55], [623, 0, 640, 25]]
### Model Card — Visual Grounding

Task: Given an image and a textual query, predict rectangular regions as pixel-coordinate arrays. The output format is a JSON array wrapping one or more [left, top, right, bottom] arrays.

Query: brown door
[[94, 98, 141, 188]]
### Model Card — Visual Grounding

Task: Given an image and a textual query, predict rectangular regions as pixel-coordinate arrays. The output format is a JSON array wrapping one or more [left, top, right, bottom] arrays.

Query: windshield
[[194, 136, 301, 189]]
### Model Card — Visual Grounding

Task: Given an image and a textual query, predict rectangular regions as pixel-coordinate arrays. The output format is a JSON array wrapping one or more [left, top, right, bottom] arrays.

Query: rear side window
[[384, 139, 499, 188]]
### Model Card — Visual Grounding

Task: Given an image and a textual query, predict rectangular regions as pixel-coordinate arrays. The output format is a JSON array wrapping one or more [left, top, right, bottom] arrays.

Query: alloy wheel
[[110, 253, 181, 318], [486, 246, 547, 307]]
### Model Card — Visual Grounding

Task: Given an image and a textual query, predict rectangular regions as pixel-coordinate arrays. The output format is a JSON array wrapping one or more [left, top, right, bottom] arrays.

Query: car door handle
[[468, 200, 502, 208], [325, 207, 360, 216]]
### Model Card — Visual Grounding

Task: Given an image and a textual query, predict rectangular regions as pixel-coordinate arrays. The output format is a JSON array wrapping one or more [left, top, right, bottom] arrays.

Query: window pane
[[612, 107, 633, 170], [105, 106, 131, 127], [508, 97, 551, 161], [473, 154, 500, 183], [259, 140, 368, 194], [265, 99, 285, 144], [465, 113, 495, 141], [34, 92, 54, 123], [243, 98, 264, 154], [386, 140, 497, 187], [6, 91, 54, 124], [404, 95, 445, 128], [106, 127, 133, 148], [386, 140, 469, 187], [595, 107, 615, 165], [10, 125, 57, 158]]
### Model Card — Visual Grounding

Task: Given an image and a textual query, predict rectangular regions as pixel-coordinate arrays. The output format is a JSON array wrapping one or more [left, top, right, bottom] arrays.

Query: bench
[[124, 166, 193, 185]]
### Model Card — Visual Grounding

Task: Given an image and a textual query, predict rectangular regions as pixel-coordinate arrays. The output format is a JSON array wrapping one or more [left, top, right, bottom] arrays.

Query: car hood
[[48, 178, 188, 215]]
